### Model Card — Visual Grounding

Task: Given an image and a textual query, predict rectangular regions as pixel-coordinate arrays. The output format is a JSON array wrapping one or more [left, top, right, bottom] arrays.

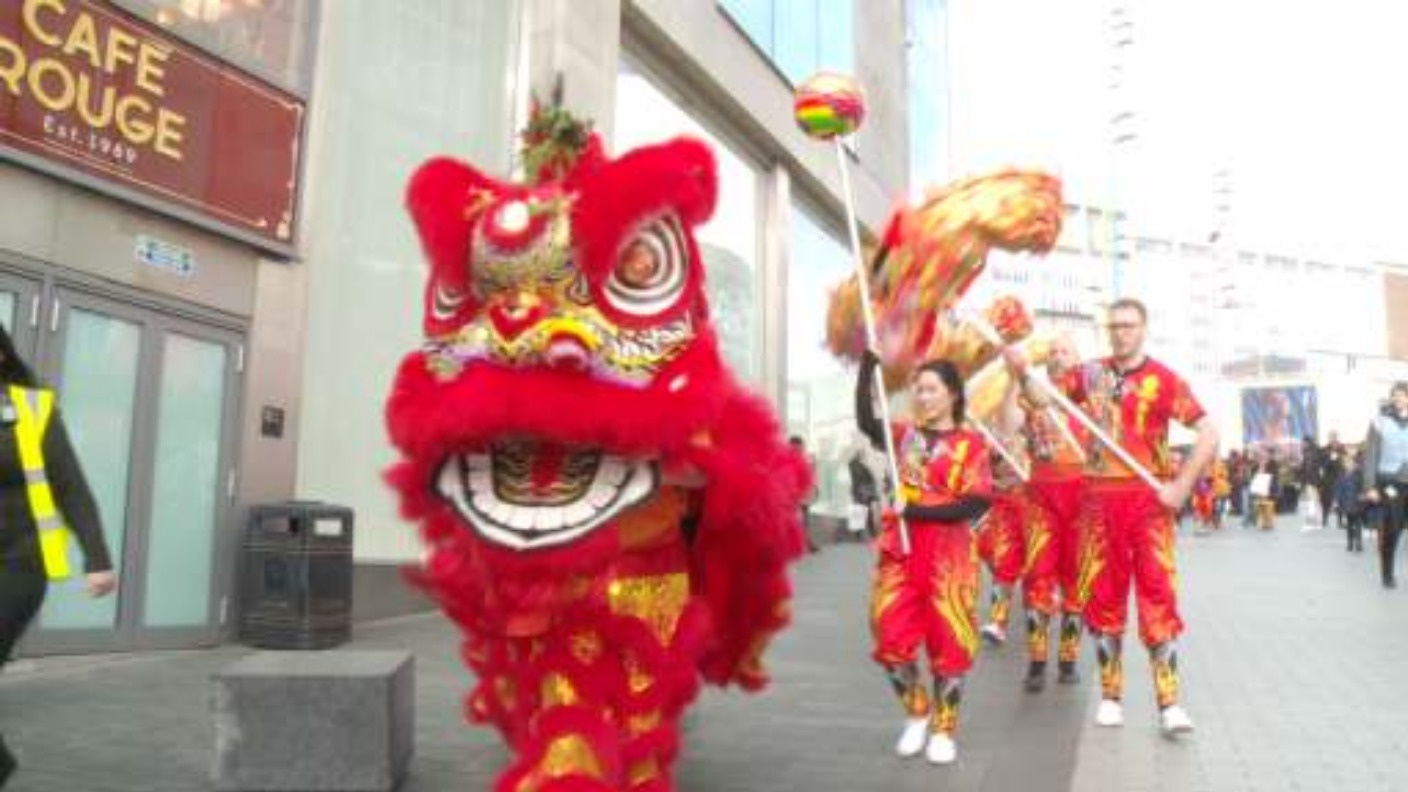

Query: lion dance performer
[[830, 169, 1063, 765], [975, 427, 1028, 648], [1014, 335, 1091, 691], [385, 105, 810, 792], [1056, 298, 1219, 736], [856, 350, 991, 765]]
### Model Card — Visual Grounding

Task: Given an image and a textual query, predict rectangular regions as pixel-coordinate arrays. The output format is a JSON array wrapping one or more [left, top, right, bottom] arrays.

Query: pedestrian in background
[[790, 436, 820, 553], [0, 324, 115, 785], [1317, 434, 1346, 526], [1361, 382, 1408, 588], [1335, 453, 1367, 552], [848, 444, 881, 540]]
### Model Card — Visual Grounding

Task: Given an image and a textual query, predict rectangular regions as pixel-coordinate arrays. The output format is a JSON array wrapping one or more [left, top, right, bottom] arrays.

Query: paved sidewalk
[[2, 519, 1405, 791], [1069, 522, 1408, 792]]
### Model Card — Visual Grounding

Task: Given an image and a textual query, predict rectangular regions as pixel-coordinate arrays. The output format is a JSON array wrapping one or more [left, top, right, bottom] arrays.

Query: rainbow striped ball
[[794, 73, 865, 139]]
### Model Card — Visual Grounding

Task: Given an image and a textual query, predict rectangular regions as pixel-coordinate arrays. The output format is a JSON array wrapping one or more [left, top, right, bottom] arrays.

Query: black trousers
[[1345, 512, 1365, 551], [0, 569, 46, 665], [1379, 485, 1408, 583], [1318, 485, 1335, 525]]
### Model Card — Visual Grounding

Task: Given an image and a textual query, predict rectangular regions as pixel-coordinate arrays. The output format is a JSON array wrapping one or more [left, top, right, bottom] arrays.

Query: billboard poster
[[1241, 385, 1318, 449]]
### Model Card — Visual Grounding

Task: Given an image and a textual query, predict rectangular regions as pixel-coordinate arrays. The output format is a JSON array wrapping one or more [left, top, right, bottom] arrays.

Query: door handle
[[27, 294, 39, 329], [49, 299, 60, 333]]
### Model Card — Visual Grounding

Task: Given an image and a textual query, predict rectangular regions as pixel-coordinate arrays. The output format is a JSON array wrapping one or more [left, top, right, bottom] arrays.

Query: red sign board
[[0, 0, 304, 254]]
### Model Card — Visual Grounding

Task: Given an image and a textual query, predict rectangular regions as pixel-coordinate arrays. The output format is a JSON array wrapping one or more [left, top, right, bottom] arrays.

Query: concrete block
[[213, 650, 414, 791]]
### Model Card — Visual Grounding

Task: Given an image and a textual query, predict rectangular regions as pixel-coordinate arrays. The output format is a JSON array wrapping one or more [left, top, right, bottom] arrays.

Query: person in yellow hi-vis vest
[[0, 324, 114, 785]]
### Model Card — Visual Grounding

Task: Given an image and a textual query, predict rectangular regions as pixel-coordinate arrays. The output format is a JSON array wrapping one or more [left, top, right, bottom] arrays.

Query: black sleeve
[[855, 350, 885, 451], [44, 411, 112, 573], [901, 495, 991, 524]]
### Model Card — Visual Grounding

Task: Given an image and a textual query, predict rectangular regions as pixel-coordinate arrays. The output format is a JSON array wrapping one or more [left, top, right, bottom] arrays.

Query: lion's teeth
[[532, 508, 566, 532]]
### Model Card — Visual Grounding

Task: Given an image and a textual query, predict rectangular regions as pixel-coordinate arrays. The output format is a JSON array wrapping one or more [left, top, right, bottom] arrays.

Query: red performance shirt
[[894, 425, 992, 507], [1069, 357, 1206, 482], [1023, 390, 1089, 481]]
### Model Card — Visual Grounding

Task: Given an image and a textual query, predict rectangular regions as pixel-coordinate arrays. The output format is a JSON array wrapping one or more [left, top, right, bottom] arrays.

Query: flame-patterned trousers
[[870, 518, 979, 677], [976, 492, 1027, 586], [1022, 476, 1086, 618], [1078, 481, 1183, 647]]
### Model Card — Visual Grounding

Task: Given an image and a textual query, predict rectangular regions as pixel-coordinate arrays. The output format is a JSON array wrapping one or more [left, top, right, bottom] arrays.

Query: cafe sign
[[0, 0, 304, 255]]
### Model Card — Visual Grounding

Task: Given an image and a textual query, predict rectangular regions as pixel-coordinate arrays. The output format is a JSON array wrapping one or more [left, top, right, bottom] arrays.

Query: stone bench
[[213, 650, 414, 791]]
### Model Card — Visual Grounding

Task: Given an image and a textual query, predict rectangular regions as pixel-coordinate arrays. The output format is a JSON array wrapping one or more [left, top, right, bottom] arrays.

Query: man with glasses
[[1062, 299, 1218, 736]]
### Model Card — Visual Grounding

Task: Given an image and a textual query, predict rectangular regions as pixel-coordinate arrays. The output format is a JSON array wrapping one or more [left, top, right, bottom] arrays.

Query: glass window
[[907, 0, 949, 192], [773, 0, 819, 79], [295, 0, 520, 562], [816, 0, 854, 74], [719, 0, 853, 84], [616, 57, 765, 385], [787, 203, 859, 518], [718, 0, 774, 53], [114, 0, 320, 96]]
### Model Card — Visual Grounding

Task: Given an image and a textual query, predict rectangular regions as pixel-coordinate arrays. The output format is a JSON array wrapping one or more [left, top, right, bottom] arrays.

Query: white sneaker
[[925, 733, 958, 765], [1160, 705, 1195, 737], [1095, 699, 1124, 727], [895, 717, 929, 758], [980, 623, 1007, 646]]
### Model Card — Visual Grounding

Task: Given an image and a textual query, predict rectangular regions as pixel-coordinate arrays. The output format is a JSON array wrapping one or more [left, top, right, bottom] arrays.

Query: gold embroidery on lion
[[608, 573, 690, 646]]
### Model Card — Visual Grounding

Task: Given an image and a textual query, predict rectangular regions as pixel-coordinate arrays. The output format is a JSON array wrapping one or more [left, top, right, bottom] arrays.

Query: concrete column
[[522, 0, 623, 144], [761, 165, 793, 410]]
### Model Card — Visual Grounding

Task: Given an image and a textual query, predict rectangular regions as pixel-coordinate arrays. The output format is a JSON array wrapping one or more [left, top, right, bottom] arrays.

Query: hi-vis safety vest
[[9, 385, 72, 580]]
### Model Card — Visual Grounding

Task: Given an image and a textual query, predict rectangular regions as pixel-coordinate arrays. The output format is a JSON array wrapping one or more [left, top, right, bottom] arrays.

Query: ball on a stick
[[794, 72, 865, 139]]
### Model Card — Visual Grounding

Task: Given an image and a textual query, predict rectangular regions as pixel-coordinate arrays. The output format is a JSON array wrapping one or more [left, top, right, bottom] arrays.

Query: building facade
[[4, 0, 912, 655]]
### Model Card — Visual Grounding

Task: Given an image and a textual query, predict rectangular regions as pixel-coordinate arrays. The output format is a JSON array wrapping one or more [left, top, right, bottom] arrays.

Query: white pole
[[970, 415, 1030, 483], [1045, 404, 1089, 464], [835, 138, 912, 555]]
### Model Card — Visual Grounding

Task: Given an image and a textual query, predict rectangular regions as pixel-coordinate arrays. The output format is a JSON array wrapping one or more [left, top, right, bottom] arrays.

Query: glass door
[[134, 316, 242, 648], [26, 290, 146, 651], [23, 285, 244, 653]]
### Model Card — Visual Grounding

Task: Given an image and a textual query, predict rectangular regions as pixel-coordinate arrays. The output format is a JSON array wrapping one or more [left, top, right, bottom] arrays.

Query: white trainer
[[895, 717, 930, 758], [1160, 705, 1195, 737], [980, 623, 1007, 646], [1095, 699, 1124, 727], [925, 733, 958, 765]]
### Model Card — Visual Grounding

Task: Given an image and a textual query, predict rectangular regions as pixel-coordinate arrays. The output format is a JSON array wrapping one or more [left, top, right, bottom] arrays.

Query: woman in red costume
[[856, 350, 991, 766]]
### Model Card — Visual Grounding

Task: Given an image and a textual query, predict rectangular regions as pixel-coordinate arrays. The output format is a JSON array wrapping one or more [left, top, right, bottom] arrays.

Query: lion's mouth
[[435, 440, 658, 550]]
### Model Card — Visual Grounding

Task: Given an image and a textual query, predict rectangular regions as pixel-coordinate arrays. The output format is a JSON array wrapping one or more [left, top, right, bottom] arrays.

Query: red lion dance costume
[[385, 110, 809, 792]]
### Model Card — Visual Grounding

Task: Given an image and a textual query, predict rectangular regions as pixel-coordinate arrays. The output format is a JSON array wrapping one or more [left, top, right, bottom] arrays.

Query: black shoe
[[1385, 578, 1398, 589], [1057, 662, 1081, 685], [1023, 662, 1046, 693], [0, 736, 15, 788]]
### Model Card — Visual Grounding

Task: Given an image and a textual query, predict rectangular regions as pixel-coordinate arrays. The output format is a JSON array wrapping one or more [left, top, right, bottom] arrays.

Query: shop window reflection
[[115, 0, 317, 94], [616, 57, 764, 385], [787, 203, 860, 518]]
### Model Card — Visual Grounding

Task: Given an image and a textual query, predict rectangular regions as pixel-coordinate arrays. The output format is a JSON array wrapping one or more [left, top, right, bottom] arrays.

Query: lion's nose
[[544, 335, 592, 371]]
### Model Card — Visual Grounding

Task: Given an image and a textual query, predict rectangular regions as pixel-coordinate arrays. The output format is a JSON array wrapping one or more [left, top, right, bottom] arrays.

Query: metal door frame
[[127, 310, 244, 649], [0, 266, 44, 363], [1, 255, 247, 656]]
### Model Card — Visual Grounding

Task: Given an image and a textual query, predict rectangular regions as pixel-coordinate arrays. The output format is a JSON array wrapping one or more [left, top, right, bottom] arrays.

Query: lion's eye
[[603, 215, 689, 316], [615, 241, 661, 288]]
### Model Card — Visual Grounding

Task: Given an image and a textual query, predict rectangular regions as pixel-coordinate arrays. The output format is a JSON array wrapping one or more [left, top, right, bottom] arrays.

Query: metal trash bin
[[240, 501, 354, 650]]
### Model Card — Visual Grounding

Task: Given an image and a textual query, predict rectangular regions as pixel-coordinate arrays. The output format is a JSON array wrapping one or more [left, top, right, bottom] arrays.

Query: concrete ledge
[[213, 650, 414, 791]]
